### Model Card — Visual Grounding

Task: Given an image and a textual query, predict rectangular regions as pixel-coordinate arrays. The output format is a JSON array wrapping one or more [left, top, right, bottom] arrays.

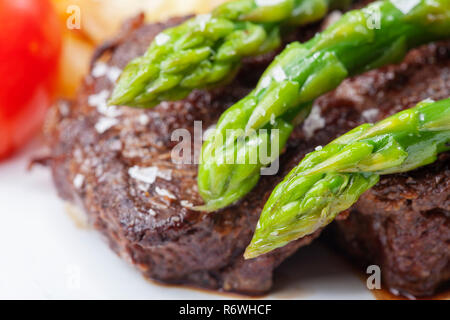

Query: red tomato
[[0, 0, 61, 159]]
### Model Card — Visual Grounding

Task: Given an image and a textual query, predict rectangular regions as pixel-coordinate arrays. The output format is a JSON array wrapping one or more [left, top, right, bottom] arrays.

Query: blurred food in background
[[0, 0, 61, 159], [0, 0, 228, 159], [52, 0, 229, 98]]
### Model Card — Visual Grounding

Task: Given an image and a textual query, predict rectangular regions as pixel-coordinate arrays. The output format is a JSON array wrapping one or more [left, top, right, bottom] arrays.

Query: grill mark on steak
[[45, 14, 449, 295]]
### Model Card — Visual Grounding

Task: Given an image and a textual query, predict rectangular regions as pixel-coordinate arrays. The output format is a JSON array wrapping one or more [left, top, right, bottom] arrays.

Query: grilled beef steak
[[321, 44, 450, 297], [44, 16, 322, 295], [286, 41, 450, 297], [45, 15, 449, 296]]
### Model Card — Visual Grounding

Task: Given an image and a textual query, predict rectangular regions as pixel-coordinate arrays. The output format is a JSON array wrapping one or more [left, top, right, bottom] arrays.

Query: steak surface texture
[[45, 14, 449, 296]]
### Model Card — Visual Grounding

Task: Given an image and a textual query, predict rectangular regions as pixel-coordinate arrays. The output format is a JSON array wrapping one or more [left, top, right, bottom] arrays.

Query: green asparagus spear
[[198, 0, 450, 211], [245, 98, 450, 259], [109, 0, 352, 107]]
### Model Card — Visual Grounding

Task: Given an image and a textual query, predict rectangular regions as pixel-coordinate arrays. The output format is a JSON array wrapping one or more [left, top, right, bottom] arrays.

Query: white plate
[[0, 140, 374, 300]]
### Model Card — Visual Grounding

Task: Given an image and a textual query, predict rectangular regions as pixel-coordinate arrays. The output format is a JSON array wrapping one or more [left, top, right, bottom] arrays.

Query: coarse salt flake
[[303, 105, 325, 138], [196, 14, 212, 31], [88, 90, 109, 108], [107, 66, 122, 82], [92, 62, 108, 78], [73, 174, 85, 189], [180, 200, 193, 208], [272, 66, 287, 82], [155, 33, 171, 46], [88, 89, 122, 117], [155, 187, 176, 199], [92, 62, 122, 83], [138, 114, 150, 126], [391, 0, 420, 14], [361, 108, 379, 122], [95, 117, 118, 134], [128, 166, 172, 185]]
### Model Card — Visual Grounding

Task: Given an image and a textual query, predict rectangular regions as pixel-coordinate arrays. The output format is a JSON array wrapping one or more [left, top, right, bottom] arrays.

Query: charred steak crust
[[45, 13, 450, 295]]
